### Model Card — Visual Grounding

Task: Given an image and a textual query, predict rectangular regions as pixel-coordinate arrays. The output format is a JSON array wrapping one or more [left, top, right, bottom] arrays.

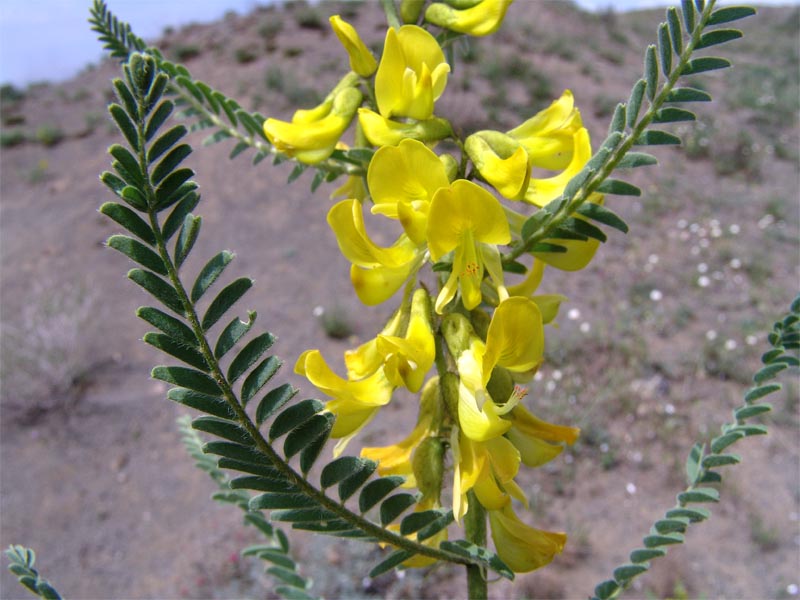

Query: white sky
[[0, 0, 795, 87]]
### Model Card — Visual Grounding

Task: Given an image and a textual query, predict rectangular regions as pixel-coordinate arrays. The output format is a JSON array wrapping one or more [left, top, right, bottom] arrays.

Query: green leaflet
[[108, 235, 167, 275], [100, 202, 156, 245], [142, 332, 209, 371], [256, 383, 298, 426], [147, 125, 187, 163], [128, 269, 184, 314], [227, 332, 276, 383], [359, 476, 406, 513], [269, 399, 324, 440], [174, 214, 201, 269], [191, 251, 234, 302], [379, 493, 418, 525], [152, 365, 222, 396], [202, 277, 253, 331], [241, 356, 282, 406]]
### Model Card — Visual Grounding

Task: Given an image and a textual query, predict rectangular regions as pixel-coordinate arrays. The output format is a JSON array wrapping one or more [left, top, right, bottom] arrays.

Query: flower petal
[[489, 504, 567, 573]]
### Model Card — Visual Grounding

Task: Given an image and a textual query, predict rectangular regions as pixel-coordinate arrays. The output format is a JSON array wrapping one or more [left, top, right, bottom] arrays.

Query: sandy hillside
[[1, 1, 798, 599]]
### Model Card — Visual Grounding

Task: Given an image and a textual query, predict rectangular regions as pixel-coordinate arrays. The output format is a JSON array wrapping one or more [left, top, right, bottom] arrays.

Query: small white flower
[[725, 339, 737, 351], [567, 308, 581, 320], [729, 224, 741, 235], [706, 329, 718, 341], [698, 275, 711, 287], [312, 305, 324, 317], [677, 219, 688, 229], [697, 262, 708, 273], [730, 258, 741, 269], [699, 238, 710, 248], [552, 369, 563, 381], [664, 403, 675, 415], [746, 335, 758, 346], [650, 289, 663, 302], [648, 254, 659, 265], [580, 322, 591, 333], [626, 482, 637, 495], [787, 584, 798, 596]]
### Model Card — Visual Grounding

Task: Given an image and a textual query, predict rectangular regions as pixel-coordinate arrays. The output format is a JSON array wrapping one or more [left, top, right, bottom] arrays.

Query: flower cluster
[[265, 3, 601, 574]]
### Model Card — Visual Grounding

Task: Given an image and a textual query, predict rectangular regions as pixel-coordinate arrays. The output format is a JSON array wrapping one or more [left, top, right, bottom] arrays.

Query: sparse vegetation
[[34, 124, 64, 147]]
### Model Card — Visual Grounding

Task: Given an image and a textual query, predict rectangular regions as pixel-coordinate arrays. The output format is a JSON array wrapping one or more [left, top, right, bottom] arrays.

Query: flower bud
[[424, 0, 514, 37], [412, 436, 445, 504], [440, 371, 460, 422], [329, 15, 377, 77], [441, 312, 474, 359], [400, 0, 426, 23]]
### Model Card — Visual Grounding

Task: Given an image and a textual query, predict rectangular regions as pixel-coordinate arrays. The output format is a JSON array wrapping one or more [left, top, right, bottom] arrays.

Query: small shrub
[[318, 305, 355, 339], [295, 6, 325, 30], [173, 44, 201, 62], [0, 128, 26, 147], [258, 18, 283, 41], [34, 125, 64, 147], [0, 83, 25, 103], [234, 47, 258, 64]]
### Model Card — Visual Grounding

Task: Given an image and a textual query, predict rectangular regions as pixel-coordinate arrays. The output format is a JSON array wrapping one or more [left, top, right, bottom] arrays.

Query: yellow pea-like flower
[[368, 139, 450, 244], [327, 198, 423, 305], [508, 89, 585, 171], [375, 25, 450, 120], [488, 503, 567, 573], [329, 15, 377, 77], [505, 404, 579, 467], [294, 349, 394, 456], [376, 289, 436, 392], [425, 0, 515, 37], [524, 127, 593, 208], [444, 298, 544, 443], [427, 180, 510, 312], [465, 130, 530, 200], [263, 85, 362, 164]]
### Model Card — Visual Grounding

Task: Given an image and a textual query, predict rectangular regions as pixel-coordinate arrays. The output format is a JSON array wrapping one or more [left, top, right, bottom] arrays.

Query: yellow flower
[[465, 130, 530, 200], [425, 0, 515, 36], [294, 349, 393, 456], [329, 15, 377, 77], [508, 90, 584, 171], [427, 180, 510, 312], [375, 25, 450, 120], [523, 127, 592, 208], [327, 198, 422, 305], [368, 139, 450, 244], [376, 289, 436, 392], [263, 85, 362, 164], [445, 298, 544, 442], [452, 432, 523, 522], [506, 404, 579, 467], [488, 503, 567, 573], [358, 109, 453, 147]]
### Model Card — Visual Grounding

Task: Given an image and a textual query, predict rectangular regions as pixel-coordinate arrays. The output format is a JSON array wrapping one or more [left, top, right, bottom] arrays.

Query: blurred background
[[1, 1, 798, 599]]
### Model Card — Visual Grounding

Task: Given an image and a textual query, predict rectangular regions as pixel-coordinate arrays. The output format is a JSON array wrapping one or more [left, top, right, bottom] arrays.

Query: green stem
[[465, 491, 488, 600], [379, 0, 402, 29]]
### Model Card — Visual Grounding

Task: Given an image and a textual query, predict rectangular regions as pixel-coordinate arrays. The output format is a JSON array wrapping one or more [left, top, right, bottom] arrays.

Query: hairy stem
[[465, 491, 488, 600]]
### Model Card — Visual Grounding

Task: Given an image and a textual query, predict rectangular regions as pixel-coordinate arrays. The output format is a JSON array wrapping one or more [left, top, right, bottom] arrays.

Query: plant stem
[[465, 491, 488, 600]]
